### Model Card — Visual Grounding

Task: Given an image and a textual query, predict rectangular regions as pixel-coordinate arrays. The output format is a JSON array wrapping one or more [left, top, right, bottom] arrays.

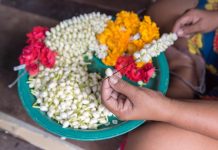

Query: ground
[[0, 130, 40, 150]]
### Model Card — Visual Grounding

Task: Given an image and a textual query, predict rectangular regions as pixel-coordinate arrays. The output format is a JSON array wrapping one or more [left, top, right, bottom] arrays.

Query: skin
[[125, 122, 218, 150], [173, 9, 218, 38], [100, 2, 218, 149], [101, 74, 218, 139], [165, 46, 198, 99], [146, 0, 199, 34], [101, 74, 218, 150]]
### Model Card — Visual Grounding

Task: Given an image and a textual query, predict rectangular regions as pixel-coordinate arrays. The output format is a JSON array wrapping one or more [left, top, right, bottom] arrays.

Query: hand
[[101, 73, 172, 121], [173, 9, 218, 38]]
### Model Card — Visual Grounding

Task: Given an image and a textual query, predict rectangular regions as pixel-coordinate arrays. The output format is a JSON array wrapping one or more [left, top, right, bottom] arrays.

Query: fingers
[[101, 78, 113, 101], [102, 96, 119, 114], [181, 22, 201, 36], [108, 74, 140, 101], [173, 10, 200, 37], [173, 15, 193, 34]]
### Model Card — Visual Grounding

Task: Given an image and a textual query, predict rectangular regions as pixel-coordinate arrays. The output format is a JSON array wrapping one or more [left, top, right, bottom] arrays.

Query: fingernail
[[177, 30, 184, 36], [114, 72, 122, 78], [109, 75, 119, 84]]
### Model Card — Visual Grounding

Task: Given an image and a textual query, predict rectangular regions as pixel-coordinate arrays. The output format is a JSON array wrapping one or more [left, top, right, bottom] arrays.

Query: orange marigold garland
[[97, 11, 159, 66]]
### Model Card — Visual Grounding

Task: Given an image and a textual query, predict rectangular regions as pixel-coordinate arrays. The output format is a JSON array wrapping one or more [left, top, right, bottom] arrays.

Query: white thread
[[8, 70, 26, 88], [13, 64, 26, 71]]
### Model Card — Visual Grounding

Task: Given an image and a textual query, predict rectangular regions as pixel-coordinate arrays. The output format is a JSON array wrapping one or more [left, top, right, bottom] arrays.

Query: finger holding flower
[[101, 73, 172, 121]]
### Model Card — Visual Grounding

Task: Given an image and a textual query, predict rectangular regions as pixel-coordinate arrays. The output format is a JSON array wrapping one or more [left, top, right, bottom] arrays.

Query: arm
[[101, 74, 218, 139], [167, 99, 218, 140]]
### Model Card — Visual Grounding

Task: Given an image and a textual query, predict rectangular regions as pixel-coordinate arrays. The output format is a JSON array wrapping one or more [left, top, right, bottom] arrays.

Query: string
[[8, 70, 27, 88]]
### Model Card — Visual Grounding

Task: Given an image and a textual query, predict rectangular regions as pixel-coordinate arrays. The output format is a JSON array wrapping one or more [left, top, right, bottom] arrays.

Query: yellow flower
[[115, 11, 140, 34], [136, 60, 152, 68], [127, 40, 144, 54], [188, 33, 202, 54], [97, 11, 160, 66], [206, 64, 218, 74], [208, 0, 218, 3], [127, 16, 160, 54], [139, 16, 160, 44], [205, 4, 214, 10]]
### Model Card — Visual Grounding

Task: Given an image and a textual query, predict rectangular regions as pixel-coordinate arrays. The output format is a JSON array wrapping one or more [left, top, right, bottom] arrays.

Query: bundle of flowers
[[96, 11, 177, 83], [16, 11, 177, 130]]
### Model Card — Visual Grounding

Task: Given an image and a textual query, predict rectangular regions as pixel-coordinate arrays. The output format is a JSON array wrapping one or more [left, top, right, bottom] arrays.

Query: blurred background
[[0, 0, 152, 149]]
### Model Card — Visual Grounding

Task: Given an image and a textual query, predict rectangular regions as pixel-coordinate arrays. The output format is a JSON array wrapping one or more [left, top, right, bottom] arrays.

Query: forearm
[[164, 99, 218, 139], [212, 11, 218, 29]]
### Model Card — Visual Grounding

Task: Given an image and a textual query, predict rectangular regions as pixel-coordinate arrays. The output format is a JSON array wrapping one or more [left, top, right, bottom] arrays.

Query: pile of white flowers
[[29, 12, 115, 129], [45, 12, 111, 58], [133, 33, 178, 63]]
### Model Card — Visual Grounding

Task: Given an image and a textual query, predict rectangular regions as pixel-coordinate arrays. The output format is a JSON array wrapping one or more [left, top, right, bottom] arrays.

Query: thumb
[[108, 75, 139, 100]]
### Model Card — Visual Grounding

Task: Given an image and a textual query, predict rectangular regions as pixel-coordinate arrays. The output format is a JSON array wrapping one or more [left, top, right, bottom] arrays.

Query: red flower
[[40, 47, 57, 68], [129, 68, 143, 81], [19, 26, 57, 76], [26, 26, 48, 44], [115, 56, 155, 83], [115, 56, 135, 74], [26, 63, 39, 76], [19, 45, 39, 65]]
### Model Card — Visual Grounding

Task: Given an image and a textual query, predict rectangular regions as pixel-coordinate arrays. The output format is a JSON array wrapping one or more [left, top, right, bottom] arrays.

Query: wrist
[[153, 96, 177, 122], [159, 97, 178, 123]]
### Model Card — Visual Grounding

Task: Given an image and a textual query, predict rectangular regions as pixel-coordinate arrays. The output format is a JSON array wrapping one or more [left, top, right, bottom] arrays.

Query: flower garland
[[97, 11, 159, 66], [133, 33, 178, 63], [19, 26, 57, 76], [96, 11, 177, 84]]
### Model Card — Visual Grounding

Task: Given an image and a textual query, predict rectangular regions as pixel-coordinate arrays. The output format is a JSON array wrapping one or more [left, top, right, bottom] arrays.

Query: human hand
[[173, 9, 218, 38], [101, 73, 171, 121]]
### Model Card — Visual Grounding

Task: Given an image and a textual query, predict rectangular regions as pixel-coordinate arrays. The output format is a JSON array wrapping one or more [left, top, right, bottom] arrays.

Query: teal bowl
[[17, 52, 169, 141]]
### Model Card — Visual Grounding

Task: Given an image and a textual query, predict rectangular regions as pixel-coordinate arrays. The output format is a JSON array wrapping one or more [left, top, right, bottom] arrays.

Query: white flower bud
[[40, 106, 48, 112], [82, 99, 89, 105], [112, 120, 118, 125], [90, 118, 98, 124], [93, 111, 100, 119], [81, 125, 88, 129], [60, 113, 68, 119], [105, 68, 113, 77], [62, 121, 70, 128]]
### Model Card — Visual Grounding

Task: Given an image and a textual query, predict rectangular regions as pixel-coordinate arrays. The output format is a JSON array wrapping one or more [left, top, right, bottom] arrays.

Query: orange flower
[[97, 11, 160, 66], [127, 16, 160, 54], [136, 60, 152, 68], [115, 11, 140, 34]]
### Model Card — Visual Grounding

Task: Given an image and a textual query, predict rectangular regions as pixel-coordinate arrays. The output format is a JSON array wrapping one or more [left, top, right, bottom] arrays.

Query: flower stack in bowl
[[17, 11, 177, 131]]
